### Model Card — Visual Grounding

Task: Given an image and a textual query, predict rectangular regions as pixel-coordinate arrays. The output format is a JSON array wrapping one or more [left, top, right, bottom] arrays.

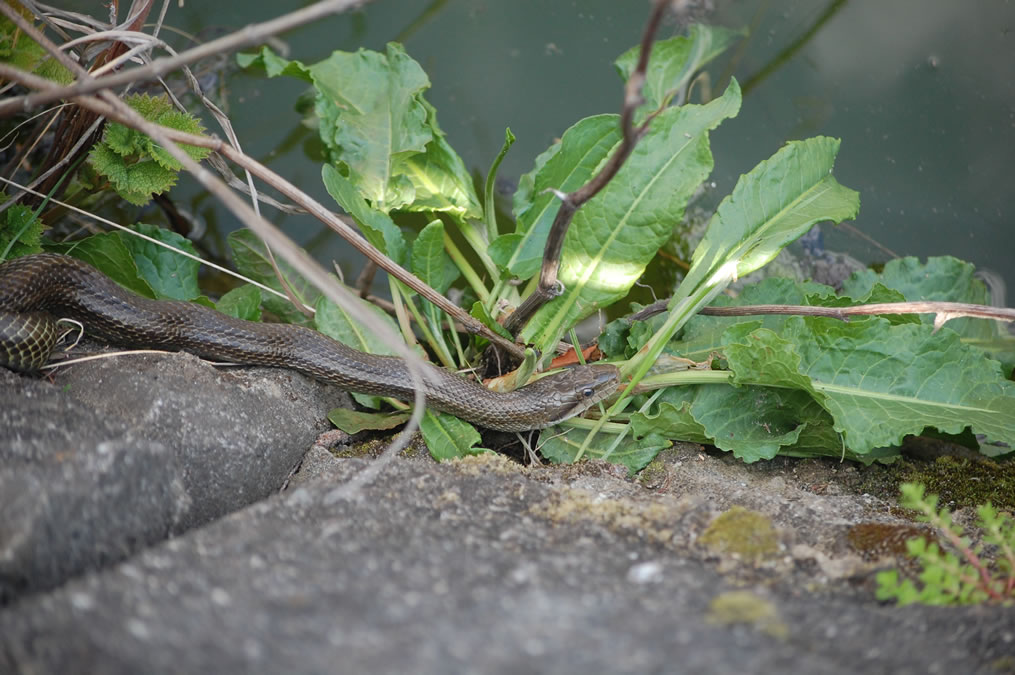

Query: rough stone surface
[[2, 352, 1013, 673], [0, 350, 348, 600]]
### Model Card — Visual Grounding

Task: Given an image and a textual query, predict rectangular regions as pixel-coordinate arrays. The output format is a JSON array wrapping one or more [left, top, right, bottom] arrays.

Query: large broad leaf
[[629, 385, 846, 463], [722, 318, 1015, 456], [615, 24, 748, 112], [627, 272, 1015, 462], [843, 256, 993, 339], [240, 44, 480, 217], [520, 80, 742, 354]]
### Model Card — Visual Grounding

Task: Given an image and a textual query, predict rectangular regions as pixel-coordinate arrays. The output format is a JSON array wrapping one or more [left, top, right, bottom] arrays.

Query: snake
[[0, 253, 619, 432]]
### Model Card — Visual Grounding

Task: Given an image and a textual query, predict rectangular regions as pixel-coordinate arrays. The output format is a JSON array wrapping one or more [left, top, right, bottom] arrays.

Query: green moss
[[706, 591, 788, 639], [851, 455, 1015, 513], [636, 458, 669, 489], [699, 506, 779, 560], [903, 456, 1015, 511]]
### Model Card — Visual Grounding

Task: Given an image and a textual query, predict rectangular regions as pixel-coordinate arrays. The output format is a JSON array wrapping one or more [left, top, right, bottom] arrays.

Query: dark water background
[[64, 1, 1015, 300]]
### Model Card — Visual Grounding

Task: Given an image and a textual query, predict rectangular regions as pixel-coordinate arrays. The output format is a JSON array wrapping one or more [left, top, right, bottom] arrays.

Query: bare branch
[[630, 298, 1015, 327]]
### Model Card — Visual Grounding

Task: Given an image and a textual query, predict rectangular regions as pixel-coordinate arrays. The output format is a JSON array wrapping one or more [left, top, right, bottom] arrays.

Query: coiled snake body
[[0, 253, 619, 431]]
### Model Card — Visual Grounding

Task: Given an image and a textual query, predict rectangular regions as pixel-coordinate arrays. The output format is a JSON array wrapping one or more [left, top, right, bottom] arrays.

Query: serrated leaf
[[322, 165, 407, 265], [228, 229, 318, 325], [121, 224, 201, 300], [88, 94, 210, 205], [216, 284, 262, 321], [410, 219, 459, 295], [0, 197, 43, 258], [521, 80, 742, 354], [420, 411, 484, 460], [539, 426, 671, 474]]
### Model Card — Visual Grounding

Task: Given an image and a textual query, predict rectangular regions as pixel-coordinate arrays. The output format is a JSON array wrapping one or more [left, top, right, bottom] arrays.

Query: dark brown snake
[[0, 253, 619, 431]]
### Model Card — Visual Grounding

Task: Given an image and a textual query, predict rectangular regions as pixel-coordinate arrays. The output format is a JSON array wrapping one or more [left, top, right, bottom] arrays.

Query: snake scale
[[0, 253, 619, 431]]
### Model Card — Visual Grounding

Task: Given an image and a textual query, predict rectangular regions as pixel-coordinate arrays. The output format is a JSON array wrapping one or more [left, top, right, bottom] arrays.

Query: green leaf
[[322, 165, 407, 265], [630, 382, 847, 462], [310, 43, 431, 210], [539, 426, 671, 474], [228, 229, 318, 325], [521, 80, 743, 354], [420, 411, 485, 460], [216, 285, 262, 321], [313, 289, 403, 410], [469, 301, 513, 341], [0, 13, 73, 84], [121, 224, 201, 300], [410, 220, 459, 295], [87, 94, 210, 206], [721, 318, 1015, 455], [614, 24, 747, 111], [44, 232, 155, 298], [501, 114, 622, 279], [246, 44, 479, 216], [398, 99, 482, 218], [0, 196, 44, 259], [237, 46, 313, 81], [679, 136, 860, 299], [327, 408, 411, 434]]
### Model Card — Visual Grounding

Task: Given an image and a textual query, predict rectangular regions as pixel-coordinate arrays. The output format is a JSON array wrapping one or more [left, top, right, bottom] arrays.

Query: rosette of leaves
[[88, 93, 211, 205]]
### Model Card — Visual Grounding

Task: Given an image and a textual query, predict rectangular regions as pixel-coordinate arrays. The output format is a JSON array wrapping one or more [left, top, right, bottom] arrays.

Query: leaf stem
[[441, 229, 490, 303]]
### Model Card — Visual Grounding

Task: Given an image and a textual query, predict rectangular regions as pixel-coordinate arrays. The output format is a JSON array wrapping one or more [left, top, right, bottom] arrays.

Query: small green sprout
[[876, 482, 1015, 606]]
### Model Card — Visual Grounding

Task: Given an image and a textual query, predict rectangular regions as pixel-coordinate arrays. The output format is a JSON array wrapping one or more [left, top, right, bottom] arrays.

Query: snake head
[[527, 363, 621, 428]]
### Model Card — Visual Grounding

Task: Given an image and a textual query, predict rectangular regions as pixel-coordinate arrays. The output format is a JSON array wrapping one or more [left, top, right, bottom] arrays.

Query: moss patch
[[706, 591, 788, 640], [699, 507, 779, 561], [903, 456, 1015, 511]]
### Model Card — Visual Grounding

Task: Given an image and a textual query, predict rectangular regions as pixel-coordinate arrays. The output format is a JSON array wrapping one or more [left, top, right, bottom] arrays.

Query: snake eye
[[582, 387, 595, 399]]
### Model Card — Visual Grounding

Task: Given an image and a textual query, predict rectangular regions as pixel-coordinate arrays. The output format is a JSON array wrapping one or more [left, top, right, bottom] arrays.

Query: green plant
[[88, 93, 211, 206], [876, 482, 1015, 606], [235, 28, 1015, 467]]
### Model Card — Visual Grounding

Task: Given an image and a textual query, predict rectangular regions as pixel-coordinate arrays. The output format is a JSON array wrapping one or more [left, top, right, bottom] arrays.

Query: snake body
[[0, 253, 619, 431]]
